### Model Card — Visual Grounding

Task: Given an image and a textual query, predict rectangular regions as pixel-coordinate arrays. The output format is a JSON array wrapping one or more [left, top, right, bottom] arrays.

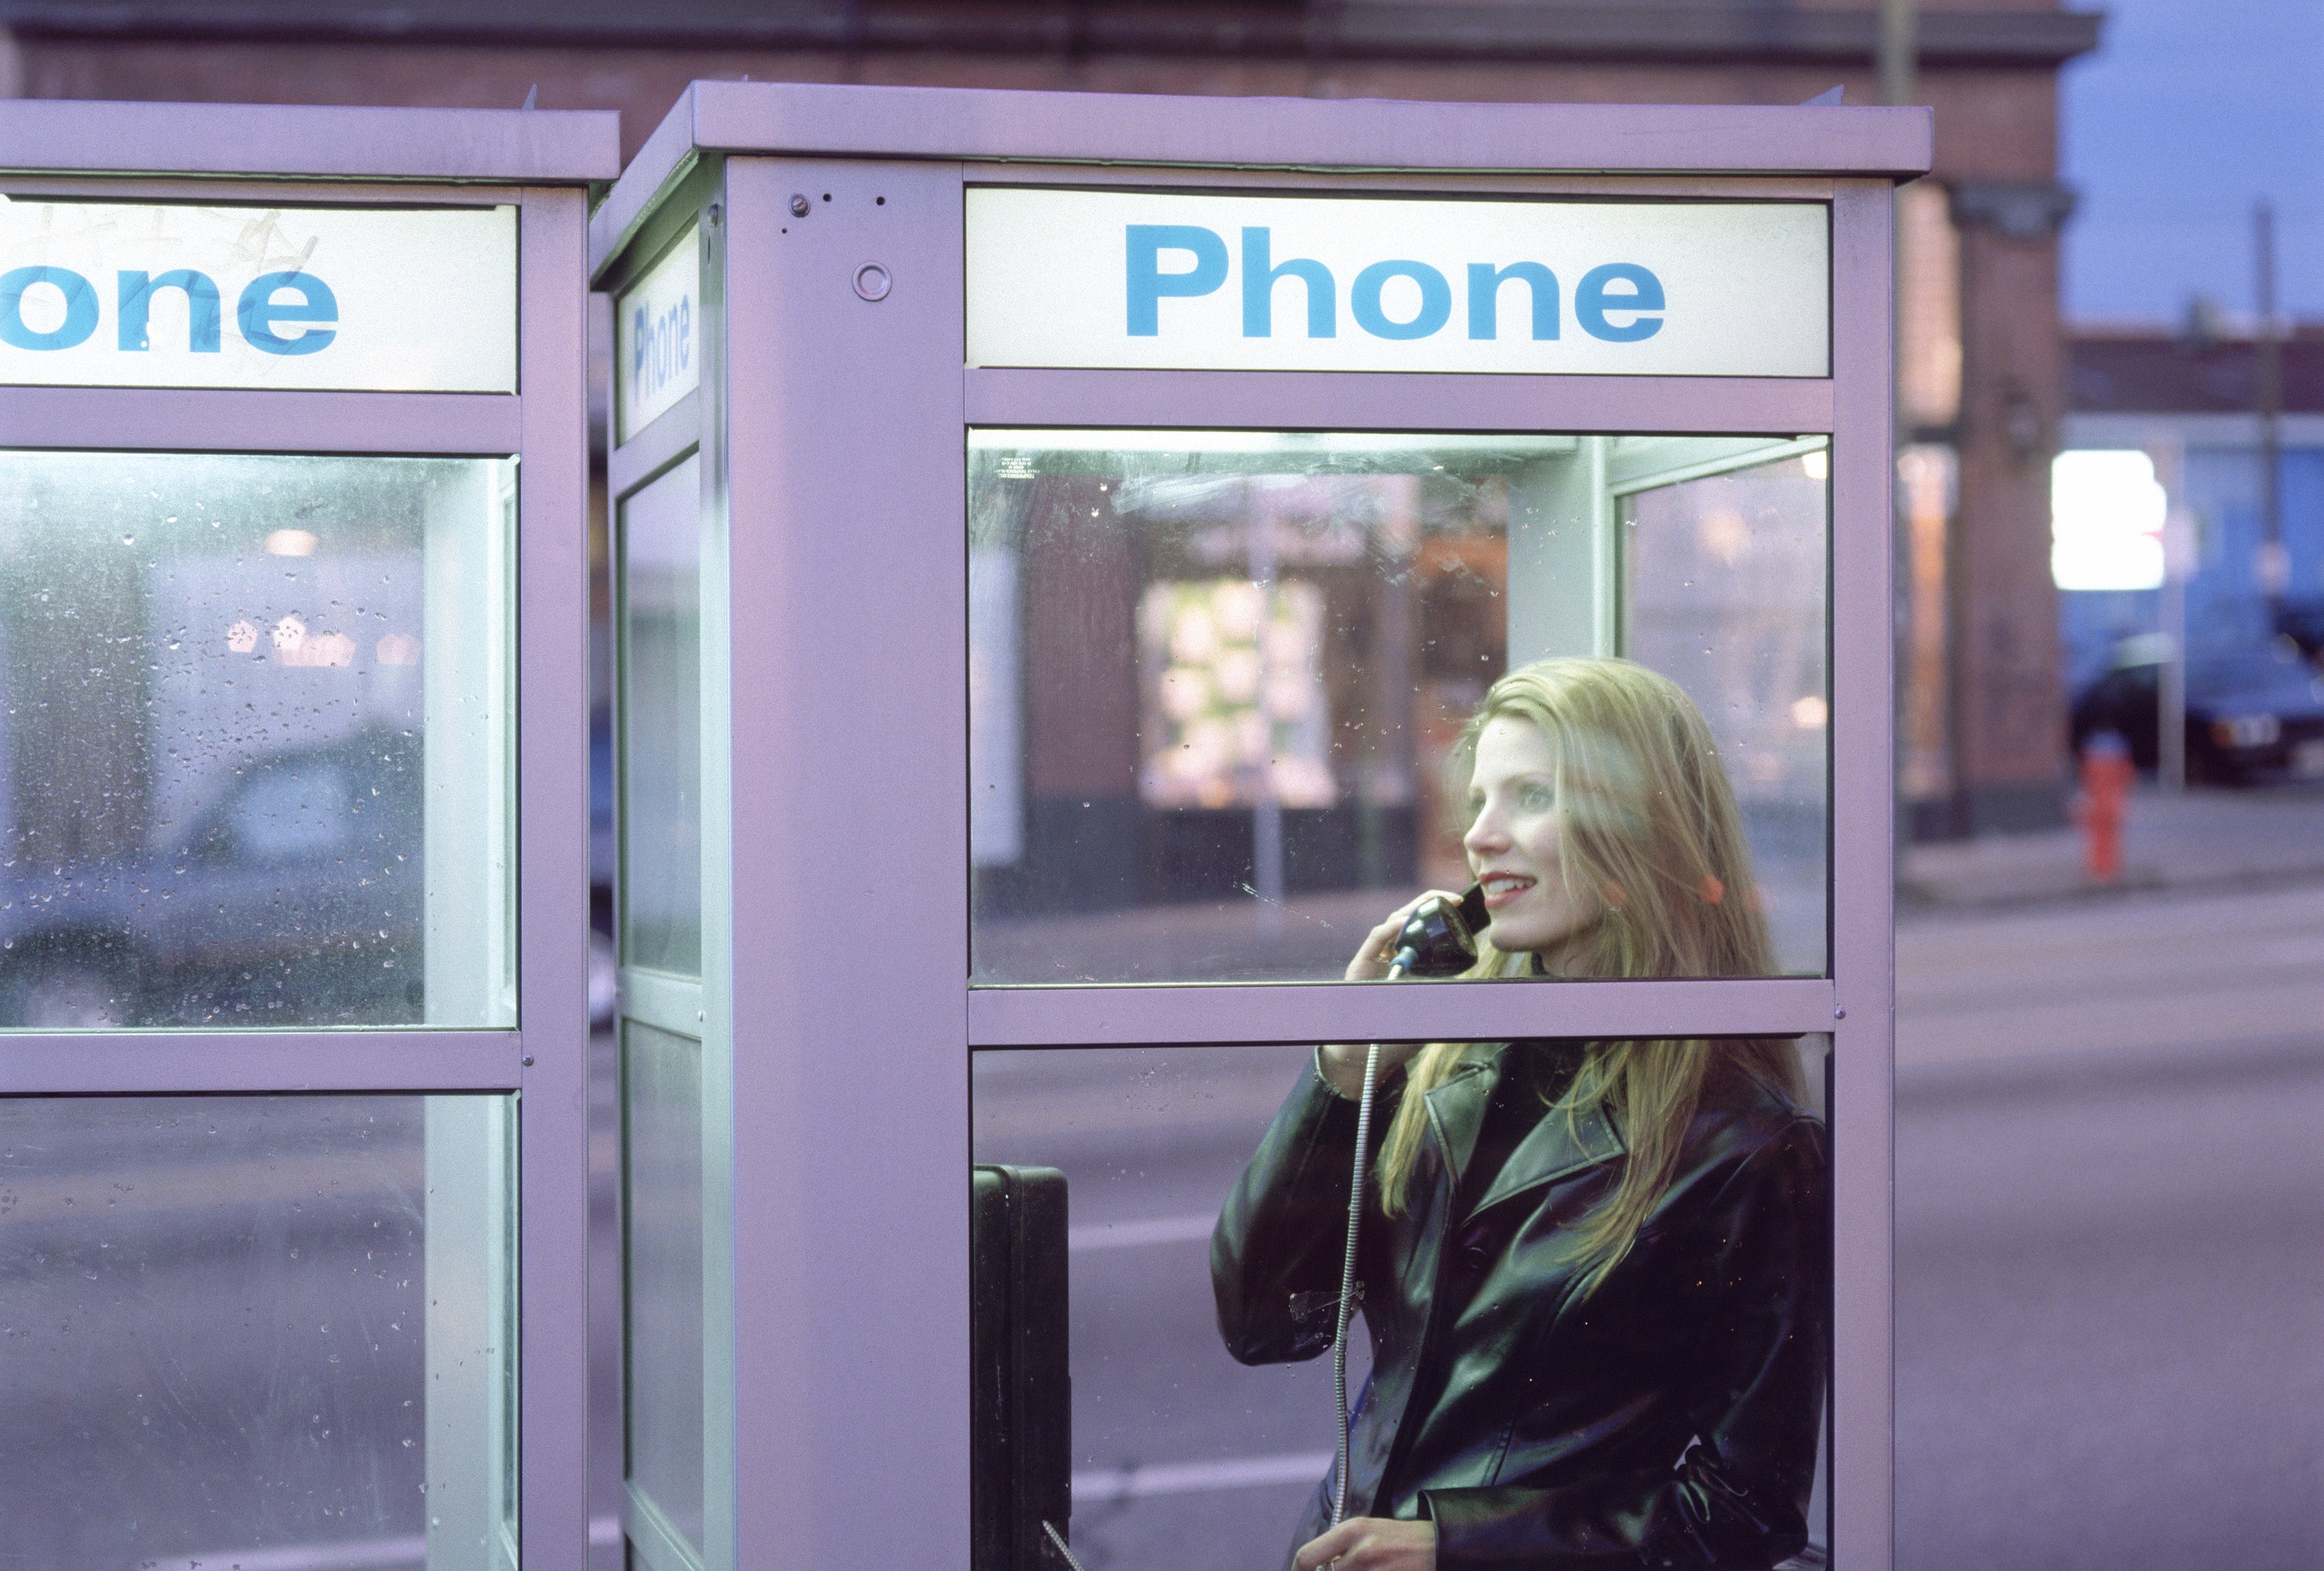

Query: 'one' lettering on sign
[[0, 200, 517, 393]]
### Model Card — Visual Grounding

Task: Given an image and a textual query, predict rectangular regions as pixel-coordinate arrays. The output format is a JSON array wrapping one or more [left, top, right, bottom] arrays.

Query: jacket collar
[[1422, 1045, 1624, 1223]]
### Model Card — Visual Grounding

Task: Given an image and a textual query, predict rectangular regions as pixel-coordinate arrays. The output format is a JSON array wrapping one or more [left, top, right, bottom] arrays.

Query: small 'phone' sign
[[615, 226, 700, 441], [0, 198, 517, 392], [966, 187, 1828, 377]]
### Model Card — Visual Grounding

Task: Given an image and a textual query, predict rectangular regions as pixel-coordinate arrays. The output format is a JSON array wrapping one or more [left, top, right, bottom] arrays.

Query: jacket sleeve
[[1210, 1055, 1399, 1366], [1421, 1117, 1831, 1569]]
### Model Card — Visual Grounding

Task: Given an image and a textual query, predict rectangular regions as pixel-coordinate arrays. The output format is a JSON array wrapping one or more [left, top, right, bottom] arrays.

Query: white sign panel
[[966, 188, 1829, 377], [616, 227, 700, 440], [0, 199, 516, 391]]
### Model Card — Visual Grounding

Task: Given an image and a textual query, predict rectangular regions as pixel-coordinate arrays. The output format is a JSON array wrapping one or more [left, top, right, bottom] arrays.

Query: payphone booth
[[0, 102, 616, 1569], [591, 82, 1926, 1571]]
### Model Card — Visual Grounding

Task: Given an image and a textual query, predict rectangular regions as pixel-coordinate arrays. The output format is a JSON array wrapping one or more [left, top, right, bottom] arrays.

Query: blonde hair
[[1376, 658, 1804, 1296]]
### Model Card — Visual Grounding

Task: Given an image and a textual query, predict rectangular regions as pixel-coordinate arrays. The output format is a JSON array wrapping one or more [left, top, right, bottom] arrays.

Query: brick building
[[1, 0, 2101, 836]]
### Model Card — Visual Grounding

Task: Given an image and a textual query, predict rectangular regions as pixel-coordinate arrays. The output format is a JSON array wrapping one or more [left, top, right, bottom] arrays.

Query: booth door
[[964, 425, 1840, 1571]]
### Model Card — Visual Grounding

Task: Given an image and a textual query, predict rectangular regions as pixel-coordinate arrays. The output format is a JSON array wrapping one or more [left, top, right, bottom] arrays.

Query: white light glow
[[1801, 449, 1828, 481], [2051, 449, 2168, 592], [264, 528, 318, 557]]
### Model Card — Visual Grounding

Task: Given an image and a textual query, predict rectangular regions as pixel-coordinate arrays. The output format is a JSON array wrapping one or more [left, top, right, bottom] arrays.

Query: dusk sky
[[2061, 0, 2324, 324]]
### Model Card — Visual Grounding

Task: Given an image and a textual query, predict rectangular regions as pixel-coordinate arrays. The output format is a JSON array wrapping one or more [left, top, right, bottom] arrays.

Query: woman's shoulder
[[1685, 1066, 1826, 1179]]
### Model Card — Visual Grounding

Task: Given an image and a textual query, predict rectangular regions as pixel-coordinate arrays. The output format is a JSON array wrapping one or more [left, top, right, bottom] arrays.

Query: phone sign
[[0, 198, 517, 392], [617, 226, 700, 441], [966, 188, 1830, 377]]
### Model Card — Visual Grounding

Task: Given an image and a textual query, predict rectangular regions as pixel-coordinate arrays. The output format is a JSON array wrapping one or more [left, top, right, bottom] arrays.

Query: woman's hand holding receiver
[[1342, 889, 1469, 983], [1292, 1517, 1435, 1571], [1317, 889, 1465, 1098]]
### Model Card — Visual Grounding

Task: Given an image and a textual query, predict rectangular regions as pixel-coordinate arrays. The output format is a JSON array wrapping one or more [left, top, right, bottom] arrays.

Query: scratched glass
[[968, 431, 1829, 985], [969, 1039, 1831, 1571], [0, 1093, 517, 1571], [0, 450, 514, 1029]]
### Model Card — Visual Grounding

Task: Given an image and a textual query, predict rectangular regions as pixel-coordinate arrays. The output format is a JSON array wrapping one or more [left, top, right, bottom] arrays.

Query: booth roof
[[590, 79, 1933, 281], [0, 98, 621, 184]]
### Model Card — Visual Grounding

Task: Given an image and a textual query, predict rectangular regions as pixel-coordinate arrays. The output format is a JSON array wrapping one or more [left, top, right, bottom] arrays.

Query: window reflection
[[0, 451, 514, 1028], [968, 431, 1828, 984]]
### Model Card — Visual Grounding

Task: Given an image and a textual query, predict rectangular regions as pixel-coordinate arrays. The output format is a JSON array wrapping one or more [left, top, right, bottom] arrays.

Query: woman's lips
[[1478, 874, 1536, 909]]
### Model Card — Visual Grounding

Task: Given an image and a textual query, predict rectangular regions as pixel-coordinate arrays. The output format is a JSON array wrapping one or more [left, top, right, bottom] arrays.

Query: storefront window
[[968, 431, 1829, 985], [0, 1093, 517, 1570], [971, 1039, 1830, 1569], [0, 451, 514, 1028]]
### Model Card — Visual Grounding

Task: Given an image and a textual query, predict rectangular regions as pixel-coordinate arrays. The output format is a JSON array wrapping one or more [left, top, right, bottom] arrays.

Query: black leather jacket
[[1211, 1043, 1828, 1570]]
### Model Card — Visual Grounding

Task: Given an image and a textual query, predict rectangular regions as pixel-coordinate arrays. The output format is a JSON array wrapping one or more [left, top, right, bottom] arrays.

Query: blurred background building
[[2060, 318, 2324, 693], [2, 0, 2102, 843]]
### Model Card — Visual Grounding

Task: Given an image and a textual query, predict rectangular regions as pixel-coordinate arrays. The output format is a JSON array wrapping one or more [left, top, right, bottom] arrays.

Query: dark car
[[2278, 597, 2324, 667], [2070, 645, 2324, 786], [0, 728, 424, 1027]]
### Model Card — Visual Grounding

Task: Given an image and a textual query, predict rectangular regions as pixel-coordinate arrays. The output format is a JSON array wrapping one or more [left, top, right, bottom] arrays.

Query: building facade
[[2061, 323, 2324, 691], [1, 0, 2102, 836]]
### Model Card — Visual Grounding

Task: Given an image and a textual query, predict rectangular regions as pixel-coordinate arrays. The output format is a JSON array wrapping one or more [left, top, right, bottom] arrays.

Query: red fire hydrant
[[2075, 730, 2135, 884]]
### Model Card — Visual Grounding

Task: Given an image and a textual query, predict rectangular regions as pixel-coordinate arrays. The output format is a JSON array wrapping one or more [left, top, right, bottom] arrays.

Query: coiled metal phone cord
[[1329, 950, 1408, 1528]]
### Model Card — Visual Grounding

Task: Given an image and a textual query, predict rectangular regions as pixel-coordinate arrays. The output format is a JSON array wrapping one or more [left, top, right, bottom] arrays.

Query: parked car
[[2277, 597, 2324, 668], [0, 728, 423, 1027], [2070, 645, 2324, 786]]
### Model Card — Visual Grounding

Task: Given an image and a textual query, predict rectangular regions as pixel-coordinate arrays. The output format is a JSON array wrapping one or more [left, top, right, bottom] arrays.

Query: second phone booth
[[590, 81, 1927, 1571], [0, 99, 616, 1569]]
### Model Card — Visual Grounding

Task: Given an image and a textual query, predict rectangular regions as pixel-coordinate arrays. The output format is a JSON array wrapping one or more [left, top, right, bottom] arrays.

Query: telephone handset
[[1387, 882, 1490, 979], [1322, 885, 1494, 1531]]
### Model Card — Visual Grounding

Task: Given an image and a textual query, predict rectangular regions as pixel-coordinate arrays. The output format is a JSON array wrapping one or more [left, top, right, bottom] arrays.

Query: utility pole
[[1879, 0, 1924, 847], [2255, 199, 2286, 625], [1879, 0, 1918, 108]]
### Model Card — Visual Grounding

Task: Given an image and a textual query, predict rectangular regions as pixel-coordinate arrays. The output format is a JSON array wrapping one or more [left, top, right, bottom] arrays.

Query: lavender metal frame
[[0, 100, 621, 1571], [592, 80, 1925, 1571]]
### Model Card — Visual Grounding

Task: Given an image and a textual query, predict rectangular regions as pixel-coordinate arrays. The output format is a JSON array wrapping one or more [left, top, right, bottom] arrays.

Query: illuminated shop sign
[[615, 225, 700, 439], [965, 187, 1830, 376], [0, 199, 517, 392]]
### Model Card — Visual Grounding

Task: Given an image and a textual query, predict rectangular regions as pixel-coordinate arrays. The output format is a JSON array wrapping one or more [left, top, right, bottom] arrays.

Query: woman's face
[[1463, 715, 1598, 955]]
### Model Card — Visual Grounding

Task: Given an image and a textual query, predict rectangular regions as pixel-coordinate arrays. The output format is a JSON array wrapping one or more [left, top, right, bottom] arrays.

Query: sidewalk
[[1899, 782, 2324, 912], [1896, 785, 2324, 1088]]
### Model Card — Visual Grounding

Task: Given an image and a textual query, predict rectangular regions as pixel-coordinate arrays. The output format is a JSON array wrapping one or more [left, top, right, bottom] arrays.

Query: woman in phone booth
[[1212, 656, 1827, 1571]]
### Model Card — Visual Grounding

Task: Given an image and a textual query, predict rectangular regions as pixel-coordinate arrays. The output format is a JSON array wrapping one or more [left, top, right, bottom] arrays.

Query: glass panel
[[968, 431, 1829, 984], [1619, 445, 1830, 974], [971, 1037, 1831, 1571], [623, 1019, 706, 1555], [620, 457, 703, 978], [0, 450, 514, 1028], [0, 1093, 517, 1571]]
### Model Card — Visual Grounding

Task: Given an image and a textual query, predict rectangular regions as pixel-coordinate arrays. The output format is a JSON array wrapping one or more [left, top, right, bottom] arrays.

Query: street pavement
[[1893, 812, 2324, 1571], [1902, 781, 2324, 909]]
